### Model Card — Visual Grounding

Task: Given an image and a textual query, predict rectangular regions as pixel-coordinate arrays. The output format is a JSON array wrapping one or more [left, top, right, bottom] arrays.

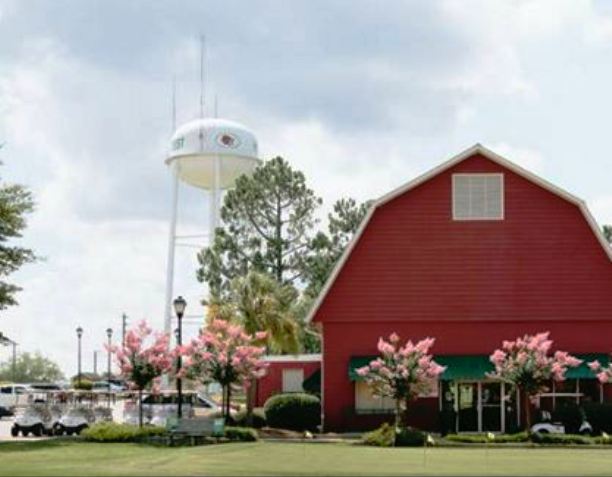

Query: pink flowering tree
[[488, 332, 581, 430], [588, 360, 612, 385], [179, 318, 268, 420], [356, 333, 445, 429], [107, 320, 173, 427]]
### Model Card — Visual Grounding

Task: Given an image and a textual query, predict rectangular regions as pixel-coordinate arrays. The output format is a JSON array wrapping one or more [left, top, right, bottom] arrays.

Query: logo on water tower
[[216, 132, 241, 149]]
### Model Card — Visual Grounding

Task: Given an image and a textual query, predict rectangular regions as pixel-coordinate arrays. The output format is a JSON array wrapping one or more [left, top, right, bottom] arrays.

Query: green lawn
[[1, 440, 611, 476]]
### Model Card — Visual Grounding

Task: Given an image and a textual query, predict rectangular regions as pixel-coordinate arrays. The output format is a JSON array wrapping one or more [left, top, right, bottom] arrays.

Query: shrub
[[395, 427, 425, 447], [263, 393, 320, 431], [224, 426, 258, 442], [362, 422, 395, 447], [72, 379, 93, 391], [82, 422, 166, 442], [234, 408, 266, 429], [444, 432, 529, 444], [530, 432, 591, 445]]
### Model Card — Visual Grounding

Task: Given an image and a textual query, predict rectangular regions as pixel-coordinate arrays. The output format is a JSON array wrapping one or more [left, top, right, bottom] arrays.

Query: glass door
[[481, 382, 502, 432], [457, 383, 478, 432]]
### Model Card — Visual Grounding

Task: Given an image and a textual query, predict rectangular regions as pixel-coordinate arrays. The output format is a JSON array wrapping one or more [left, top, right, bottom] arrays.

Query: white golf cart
[[530, 410, 593, 435]]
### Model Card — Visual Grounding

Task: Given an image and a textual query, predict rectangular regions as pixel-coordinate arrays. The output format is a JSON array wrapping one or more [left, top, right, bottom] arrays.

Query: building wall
[[255, 360, 320, 407], [314, 153, 612, 431]]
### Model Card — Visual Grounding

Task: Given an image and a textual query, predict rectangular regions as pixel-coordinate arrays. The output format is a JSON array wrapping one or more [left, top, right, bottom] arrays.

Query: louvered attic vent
[[452, 173, 504, 220]]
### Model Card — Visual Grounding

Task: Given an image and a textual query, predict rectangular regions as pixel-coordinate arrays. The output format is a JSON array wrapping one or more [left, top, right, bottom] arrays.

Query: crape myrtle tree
[[356, 333, 445, 429], [588, 359, 612, 384], [107, 321, 173, 427], [488, 332, 581, 430], [178, 318, 267, 420]]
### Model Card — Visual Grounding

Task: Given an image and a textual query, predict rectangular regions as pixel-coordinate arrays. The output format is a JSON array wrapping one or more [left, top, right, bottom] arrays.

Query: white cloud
[[589, 196, 612, 226], [487, 142, 545, 173]]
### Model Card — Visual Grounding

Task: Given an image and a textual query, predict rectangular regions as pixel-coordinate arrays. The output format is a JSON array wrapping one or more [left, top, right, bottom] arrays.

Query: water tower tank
[[165, 118, 259, 189]]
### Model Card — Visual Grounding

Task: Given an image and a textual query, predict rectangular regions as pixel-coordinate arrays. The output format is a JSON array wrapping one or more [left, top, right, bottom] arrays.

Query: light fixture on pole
[[76, 327, 83, 388], [173, 295, 187, 419]]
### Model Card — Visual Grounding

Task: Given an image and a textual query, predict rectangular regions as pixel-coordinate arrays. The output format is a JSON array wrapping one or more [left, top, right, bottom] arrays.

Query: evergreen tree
[[197, 157, 321, 299], [603, 225, 612, 244]]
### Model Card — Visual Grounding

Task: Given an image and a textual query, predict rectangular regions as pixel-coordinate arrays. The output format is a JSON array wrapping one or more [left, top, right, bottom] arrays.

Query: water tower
[[163, 117, 259, 337]]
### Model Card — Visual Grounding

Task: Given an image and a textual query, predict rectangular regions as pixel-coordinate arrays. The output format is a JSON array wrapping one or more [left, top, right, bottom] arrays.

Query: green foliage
[[224, 426, 259, 442], [235, 408, 266, 429], [304, 198, 370, 298], [444, 432, 529, 444], [82, 422, 166, 442], [530, 432, 592, 445], [72, 378, 93, 390], [603, 225, 612, 244], [264, 393, 321, 431], [362, 424, 426, 447], [583, 402, 612, 434], [220, 271, 300, 354], [395, 427, 425, 447], [197, 157, 322, 298], [0, 156, 37, 312], [0, 351, 64, 383], [362, 422, 395, 447]]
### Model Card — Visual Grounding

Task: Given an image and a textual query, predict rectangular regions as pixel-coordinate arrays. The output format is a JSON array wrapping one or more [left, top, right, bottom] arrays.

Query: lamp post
[[93, 350, 98, 376], [106, 328, 113, 390], [76, 327, 83, 388], [173, 296, 186, 419]]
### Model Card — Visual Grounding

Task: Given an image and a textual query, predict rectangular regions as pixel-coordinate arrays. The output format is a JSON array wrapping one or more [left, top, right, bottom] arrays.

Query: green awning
[[349, 353, 610, 382], [436, 355, 494, 381], [566, 353, 610, 379]]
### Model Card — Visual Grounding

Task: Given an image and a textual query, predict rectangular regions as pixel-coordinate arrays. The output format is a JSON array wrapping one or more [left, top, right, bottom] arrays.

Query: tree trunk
[[246, 378, 256, 426], [138, 388, 143, 428], [522, 389, 532, 432], [404, 396, 410, 427], [226, 385, 232, 421]]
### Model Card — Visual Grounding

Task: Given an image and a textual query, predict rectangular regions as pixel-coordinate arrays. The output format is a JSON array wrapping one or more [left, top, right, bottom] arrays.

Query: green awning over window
[[566, 354, 610, 379], [436, 355, 494, 381], [348, 353, 609, 382]]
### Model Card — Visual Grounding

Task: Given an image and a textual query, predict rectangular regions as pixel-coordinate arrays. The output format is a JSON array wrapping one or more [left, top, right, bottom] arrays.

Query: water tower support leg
[[163, 162, 180, 372]]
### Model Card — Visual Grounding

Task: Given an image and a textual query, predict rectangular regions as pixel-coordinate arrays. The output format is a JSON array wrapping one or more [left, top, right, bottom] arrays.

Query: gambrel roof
[[307, 143, 612, 323]]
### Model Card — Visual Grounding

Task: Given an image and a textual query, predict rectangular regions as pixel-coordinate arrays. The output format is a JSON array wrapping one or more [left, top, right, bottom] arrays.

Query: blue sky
[[1, 0, 612, 375]]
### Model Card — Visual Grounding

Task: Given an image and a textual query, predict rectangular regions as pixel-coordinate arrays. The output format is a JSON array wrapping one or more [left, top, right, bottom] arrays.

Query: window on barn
[[354, 382, 395, 414], [453, 174, 504, 220], [282, 369, 304, 393]]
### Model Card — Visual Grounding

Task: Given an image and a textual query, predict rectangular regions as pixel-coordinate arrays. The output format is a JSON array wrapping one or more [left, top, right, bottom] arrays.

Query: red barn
[[308, 144, 612, 433], [255, 355, 321, 407]]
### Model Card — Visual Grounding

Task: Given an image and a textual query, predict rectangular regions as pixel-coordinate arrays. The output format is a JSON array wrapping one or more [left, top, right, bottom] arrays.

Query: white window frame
[[452, 173, 505, 221], [354, 381, 395, 415]]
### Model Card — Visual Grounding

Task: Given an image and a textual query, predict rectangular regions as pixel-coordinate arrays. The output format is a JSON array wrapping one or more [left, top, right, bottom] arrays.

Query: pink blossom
[[588, 360, 601, 372], [597, 372, 609, 384]]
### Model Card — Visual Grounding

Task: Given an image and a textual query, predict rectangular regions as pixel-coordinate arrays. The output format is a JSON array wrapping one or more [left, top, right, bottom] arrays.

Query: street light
[[76, 327, 83, 388], [106, 328, 113, 407], [173, 296, 187, 419]]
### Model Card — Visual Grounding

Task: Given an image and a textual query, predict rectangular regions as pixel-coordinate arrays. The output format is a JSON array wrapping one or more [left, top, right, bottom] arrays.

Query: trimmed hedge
[[583, 403, 612, 434], [445, 432, 529, 444], [263, 393, 320, 431], [530, 432, 592, 445], [82, 423, 166, 442], [224, 426, 259, 442]]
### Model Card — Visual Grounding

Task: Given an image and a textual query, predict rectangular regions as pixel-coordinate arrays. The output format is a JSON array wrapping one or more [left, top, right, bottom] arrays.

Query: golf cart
[[11, 403, 61, 437], [55, 406, 95, 435], [531, 410, 593, 435]]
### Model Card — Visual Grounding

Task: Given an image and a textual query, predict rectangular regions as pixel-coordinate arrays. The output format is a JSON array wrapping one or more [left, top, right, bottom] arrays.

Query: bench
[[165, 417, 225, 446]]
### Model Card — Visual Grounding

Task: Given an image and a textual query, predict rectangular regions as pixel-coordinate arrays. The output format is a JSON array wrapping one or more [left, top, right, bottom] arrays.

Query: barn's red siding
[[314, 152, 612, 431], [255, 360, 320, 407]]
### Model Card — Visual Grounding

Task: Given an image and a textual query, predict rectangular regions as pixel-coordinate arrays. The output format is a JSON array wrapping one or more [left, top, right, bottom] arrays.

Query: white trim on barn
[[306, 143, 612, 323]]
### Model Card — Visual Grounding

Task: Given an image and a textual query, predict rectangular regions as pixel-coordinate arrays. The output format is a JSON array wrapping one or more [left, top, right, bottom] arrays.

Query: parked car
[[0, 384, 32, 411], [531, 410, 593, 436], [55, 406, 96, 435], [11, 404, 61, 437]]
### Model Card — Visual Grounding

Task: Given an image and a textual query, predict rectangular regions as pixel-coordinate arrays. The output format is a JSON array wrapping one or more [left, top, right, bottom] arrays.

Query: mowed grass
[[1, 440, 612, 476]]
